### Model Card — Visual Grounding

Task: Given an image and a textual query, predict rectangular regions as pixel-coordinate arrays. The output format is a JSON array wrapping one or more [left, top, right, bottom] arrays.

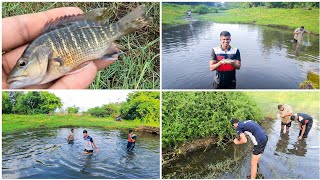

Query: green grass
[[2, 114, 159, 135], [248, 91, 320, 118], [162, 3, 192, 25], [198, 7, 319, 34], [2, 2, 160, 89]]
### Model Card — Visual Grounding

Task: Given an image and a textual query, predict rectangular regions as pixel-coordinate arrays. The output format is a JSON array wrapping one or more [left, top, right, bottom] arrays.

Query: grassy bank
[[198, 7, 319, 34], [162, 3, 192, 25], [2, 2, 160, 89], [2, 114, 159, 134], [248, 91, 320, 118]]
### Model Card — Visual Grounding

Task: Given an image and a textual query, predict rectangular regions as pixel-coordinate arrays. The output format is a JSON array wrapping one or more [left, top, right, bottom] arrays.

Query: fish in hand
[[7, 5, 150, 89]]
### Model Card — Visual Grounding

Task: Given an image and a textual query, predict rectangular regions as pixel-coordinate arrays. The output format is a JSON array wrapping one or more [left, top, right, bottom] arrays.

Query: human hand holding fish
[[3, 5, 149, 89], [2, 7, 119, 89]]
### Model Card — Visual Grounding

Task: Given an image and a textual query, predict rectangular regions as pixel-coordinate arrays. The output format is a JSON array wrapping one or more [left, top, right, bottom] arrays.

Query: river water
[[162, 21, 320, 89], [2, 128, 160, 179], [162, 118, 320, 179]]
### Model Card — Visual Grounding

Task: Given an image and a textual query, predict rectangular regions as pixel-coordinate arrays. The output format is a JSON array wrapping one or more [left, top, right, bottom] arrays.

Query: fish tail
[[116, 5, 150, 35]]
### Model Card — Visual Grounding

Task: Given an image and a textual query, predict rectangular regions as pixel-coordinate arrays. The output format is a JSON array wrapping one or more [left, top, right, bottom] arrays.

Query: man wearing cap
[[293, 26, 310, 43], [291, 113, 313, 140], [83, 130, 97, 154], [278, 104, 293, 133], [231, 119, 268, 179], [210, 31, 241, 89]]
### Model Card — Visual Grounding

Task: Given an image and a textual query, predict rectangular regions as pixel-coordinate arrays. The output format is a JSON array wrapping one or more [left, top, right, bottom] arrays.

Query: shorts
[[281, 121, 292, 127], [252, 138, 268, 155], [213, 81, 236, 89], [84, 149, 93, 153], [294, 39, 298, 43]]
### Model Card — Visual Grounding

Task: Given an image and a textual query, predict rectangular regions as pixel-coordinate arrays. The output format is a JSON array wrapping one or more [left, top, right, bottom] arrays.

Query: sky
[[50, 91, 133, 112]]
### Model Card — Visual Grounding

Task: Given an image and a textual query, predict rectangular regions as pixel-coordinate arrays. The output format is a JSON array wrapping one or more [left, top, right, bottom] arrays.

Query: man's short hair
[[71, 128, 74, 131], [230, 118, 239, 125], [129, 129, 133, 133], [290, 115, 296, 121], [220, 31, 231, 37], [278, 105, 283, 110], [83, 130, 88, 133], [300, 26, 304, 29]]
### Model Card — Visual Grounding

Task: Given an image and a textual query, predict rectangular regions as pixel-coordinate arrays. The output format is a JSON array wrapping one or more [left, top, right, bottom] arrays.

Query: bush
[[194, 5, 210, 14], [162, 92, 263, 149]]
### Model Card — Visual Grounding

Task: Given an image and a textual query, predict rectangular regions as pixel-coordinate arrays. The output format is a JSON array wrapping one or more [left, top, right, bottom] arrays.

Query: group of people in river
[[210, 26, 310, 89], [67, 129, 137, 154], [230, 105, 313, 179]]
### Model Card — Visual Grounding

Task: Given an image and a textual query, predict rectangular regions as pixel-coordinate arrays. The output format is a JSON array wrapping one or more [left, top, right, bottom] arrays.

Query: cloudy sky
[[50, 91, 133, 111]]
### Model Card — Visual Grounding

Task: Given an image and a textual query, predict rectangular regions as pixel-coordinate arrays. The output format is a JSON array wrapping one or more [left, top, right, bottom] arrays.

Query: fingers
[[2, 7, 83, 51]]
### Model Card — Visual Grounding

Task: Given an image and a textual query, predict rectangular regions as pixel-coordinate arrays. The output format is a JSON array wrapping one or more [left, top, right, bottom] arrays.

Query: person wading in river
[[127, 129, 136, 151], [278, 104, 293, 133], [83, 130, 97, 154], [231, 118, 268, 179], [293, 26, 310, 43], [290, 113, 313, 140], [210, 31, 241, 89], [67, 128, 75, 142]]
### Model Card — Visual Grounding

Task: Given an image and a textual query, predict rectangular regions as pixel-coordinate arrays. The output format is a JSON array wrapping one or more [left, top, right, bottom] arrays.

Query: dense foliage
[[162, 92, 263, 149], [2, 92, 62, 114], [120, 92, 160, 123], [87, 103, 120, 117], [67, 106, 80, 114]]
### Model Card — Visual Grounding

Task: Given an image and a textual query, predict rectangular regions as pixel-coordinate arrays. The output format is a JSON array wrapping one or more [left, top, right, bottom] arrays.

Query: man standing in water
[[293, 26, 310, 43], [290, 113, 313, 140], [278, 104, 293, 133], [210, 31, 241, 89], [231, 119, 268, 179], [83, 130, 97, 154], [67, 128, 75, 142], [127, 129, 136, 151]]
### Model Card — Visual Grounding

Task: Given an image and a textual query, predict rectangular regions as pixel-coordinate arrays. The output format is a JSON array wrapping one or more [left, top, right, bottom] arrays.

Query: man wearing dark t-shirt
[[210, 31, 241, 89], [231, 119, 268, 179], [291, 113, 313, 140]]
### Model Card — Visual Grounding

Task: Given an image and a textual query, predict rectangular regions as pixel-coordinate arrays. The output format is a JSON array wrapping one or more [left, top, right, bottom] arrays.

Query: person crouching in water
[[231, 118, 268, 179], [83, 130, 97, 154], [67, 128, 75, 143], [127, 129, 136, 151], [291, 113, 313, 140]]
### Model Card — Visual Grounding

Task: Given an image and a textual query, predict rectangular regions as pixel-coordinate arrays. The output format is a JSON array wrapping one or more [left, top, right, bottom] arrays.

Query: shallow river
[[163, 118, 319, 179], [2, 128, 160, 179], [162, 21, 319, 89]]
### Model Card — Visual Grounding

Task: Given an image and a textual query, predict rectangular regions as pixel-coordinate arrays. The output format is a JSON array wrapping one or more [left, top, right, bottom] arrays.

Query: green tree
[[2, 92, 12, 114], [120, 92, 160, 123], [67, 106, 80, 114], [39, 92, 63, 114]]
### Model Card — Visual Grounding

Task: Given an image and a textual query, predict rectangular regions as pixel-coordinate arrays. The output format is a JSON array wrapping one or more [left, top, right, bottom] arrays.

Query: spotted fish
[[7, 5, 149, 89]]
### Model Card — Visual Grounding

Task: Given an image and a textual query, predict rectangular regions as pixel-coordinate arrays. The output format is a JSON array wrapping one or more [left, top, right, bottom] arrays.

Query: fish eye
[[18, 59, 27, 67]]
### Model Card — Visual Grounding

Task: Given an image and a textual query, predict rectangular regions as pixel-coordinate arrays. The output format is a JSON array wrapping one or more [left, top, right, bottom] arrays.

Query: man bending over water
[[291, 113, 313, 140], [210, 31, 241, 89], [83, 130, 97, 154], [231, 119, 268, 179]]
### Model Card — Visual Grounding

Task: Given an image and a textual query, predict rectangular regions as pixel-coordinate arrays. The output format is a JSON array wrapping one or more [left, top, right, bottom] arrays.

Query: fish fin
[[84, 8, 110, 25], [65, 61, 93, 75], [43, 14, 86, 33], [101, 51, 126, 61], [52, 57, 64, 66]]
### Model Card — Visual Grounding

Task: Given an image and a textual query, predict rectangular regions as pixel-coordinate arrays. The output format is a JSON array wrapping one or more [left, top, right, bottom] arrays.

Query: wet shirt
[[128, 134, 134, 142], [294, 28, 308, 40], [296, 113, 313, 125], [280, 104, 293, 123], [84, 136, 94, 150], [236, 120, 267, 145], [211, 46, 241, 86]]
